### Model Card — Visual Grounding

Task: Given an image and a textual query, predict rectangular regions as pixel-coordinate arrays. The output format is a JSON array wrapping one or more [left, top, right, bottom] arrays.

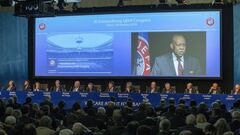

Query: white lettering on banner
[[160, 94, 168, 99], [226, 95, 235, 100], [9, 92, 16, 96], [100, 93, 110, 98], [118, 93, 129, 98], [182, 95, 191, 100], [202, 95, 212, 100], [62, 92, 70, 97], [80, 93, 88, 97], [27, 92, 35, 97], [43, 92, 51, 97]]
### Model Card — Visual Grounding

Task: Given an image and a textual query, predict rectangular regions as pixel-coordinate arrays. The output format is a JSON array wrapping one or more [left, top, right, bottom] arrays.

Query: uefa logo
[[39, 23, 46, 30], [49, 60, 56, 66], [206, 17, 215, 27]]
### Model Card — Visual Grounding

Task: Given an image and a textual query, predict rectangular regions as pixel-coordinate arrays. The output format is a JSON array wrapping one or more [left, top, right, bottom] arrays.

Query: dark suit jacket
[[23, 85, 32, 91], [184, 88, 199, 94], [161, 88, 176, 94], [208, 88, 221, 94], [178, 125, 204, 135], [151, 53, 202, 76]]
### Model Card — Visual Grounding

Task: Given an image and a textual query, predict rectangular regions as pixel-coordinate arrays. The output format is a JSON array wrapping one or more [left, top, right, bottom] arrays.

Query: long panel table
[[0, 90, 239, 109]]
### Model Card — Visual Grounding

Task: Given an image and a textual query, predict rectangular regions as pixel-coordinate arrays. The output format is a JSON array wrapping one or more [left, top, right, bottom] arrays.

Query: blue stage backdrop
[[0, 12, 28, 89], [234, 4, 240, 84]]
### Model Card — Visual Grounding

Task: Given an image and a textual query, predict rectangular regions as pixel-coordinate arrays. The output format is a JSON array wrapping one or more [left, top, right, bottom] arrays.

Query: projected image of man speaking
[[151, 34, 202, 76]]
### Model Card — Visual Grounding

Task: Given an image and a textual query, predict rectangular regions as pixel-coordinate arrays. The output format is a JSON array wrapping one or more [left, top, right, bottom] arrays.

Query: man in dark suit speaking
[[151, 34, 202, 76]]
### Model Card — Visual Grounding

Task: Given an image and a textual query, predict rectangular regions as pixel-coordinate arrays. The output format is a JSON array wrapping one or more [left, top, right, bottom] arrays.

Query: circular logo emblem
[[206, 17, 214, 26], [49, 60, 56, 66], [39, 23, 46, 30]]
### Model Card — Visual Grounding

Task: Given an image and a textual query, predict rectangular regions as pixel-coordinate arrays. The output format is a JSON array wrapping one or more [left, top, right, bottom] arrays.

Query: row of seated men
[[3, 80, 240, 94]]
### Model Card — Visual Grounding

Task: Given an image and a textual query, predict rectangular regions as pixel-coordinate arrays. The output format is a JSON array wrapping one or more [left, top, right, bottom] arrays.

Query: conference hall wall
[[0, 12, 28, 89], [234, 3, 240, 84], [29, 5, 234, 93]]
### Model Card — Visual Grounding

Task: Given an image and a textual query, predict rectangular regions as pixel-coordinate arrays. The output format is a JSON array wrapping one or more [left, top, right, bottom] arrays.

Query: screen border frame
[[30, 7, 223, 80]]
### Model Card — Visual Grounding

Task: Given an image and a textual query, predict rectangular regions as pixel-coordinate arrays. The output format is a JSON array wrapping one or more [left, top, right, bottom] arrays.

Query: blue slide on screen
[[35, 11, 221, 77]]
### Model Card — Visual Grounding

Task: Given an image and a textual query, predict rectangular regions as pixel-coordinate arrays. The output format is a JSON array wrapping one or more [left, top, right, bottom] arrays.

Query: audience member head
[[190, 100, 197, 107], [232, 111, 240, 120], [72, 122, 86, 135], [0, 130, 7, 135], [39, 115, 52, 128], [59, 129, 73, 135], [22, 105, 30, 115], [223, 131, 234, 135], [5, 116, 16, 126], [32, 103, 40, 111], [169, 98, 175, 105], [25, 97, 32, 104], [5, 107, 14, 116], [112, 109, 122, 123], [178, 98, 185, 105], [13, 109, 22, 119], [41, 105, 50, 115], [137, 125, 152, 135], [126, 121, 140, 135], [97, 107, 106, 115], [86, 100, 93, 108], [186, 114, 196, 125], [126, 98, 133, 108], [22, 124, 36, 135], [72, 102, 81, 112], [179, 130, 192, 135], [214, 118, 230, 135], [159, 118, 171, 132], [205, 124, 216, 135], [196, 113, 207, 124], [58, 100, 65, 109]]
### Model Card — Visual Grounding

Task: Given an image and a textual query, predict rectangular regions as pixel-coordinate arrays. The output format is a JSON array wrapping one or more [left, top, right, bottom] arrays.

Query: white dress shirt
[[172, 53, 184, 76]]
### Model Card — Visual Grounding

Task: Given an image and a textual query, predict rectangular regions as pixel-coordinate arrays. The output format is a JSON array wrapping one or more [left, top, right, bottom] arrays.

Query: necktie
[[177, 57, 184, 75]]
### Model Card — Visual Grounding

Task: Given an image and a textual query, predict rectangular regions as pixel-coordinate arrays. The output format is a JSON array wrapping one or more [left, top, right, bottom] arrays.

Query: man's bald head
[[170, 35, 187, 57]]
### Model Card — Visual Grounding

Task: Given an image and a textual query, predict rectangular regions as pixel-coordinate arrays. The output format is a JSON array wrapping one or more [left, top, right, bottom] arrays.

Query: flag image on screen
[[136, 33, 151, 76], [46, 33, 114, 75]]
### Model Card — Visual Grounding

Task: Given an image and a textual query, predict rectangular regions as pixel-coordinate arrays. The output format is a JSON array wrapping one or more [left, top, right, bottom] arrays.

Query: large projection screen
[[34, 11, 221, 78]]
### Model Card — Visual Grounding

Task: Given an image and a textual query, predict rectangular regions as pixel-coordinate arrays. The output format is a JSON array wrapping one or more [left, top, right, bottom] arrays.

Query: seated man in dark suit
[[72, 80, 82, 92], [23, 80, 32, 91], [6, 80, 16, 91], [86, 82, 98, 92], [184, 83, 199, 94], [33, 82, 43, 91], [123, 82, 135, 93], [162, 82, 176, 94], [151, 34, 202, 76], [208, 83, 221, 94], [231, 84, 240, 95], [147, 81, 159, 93], [52, 80, 64, 92], [105, 81, 118, 92]]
